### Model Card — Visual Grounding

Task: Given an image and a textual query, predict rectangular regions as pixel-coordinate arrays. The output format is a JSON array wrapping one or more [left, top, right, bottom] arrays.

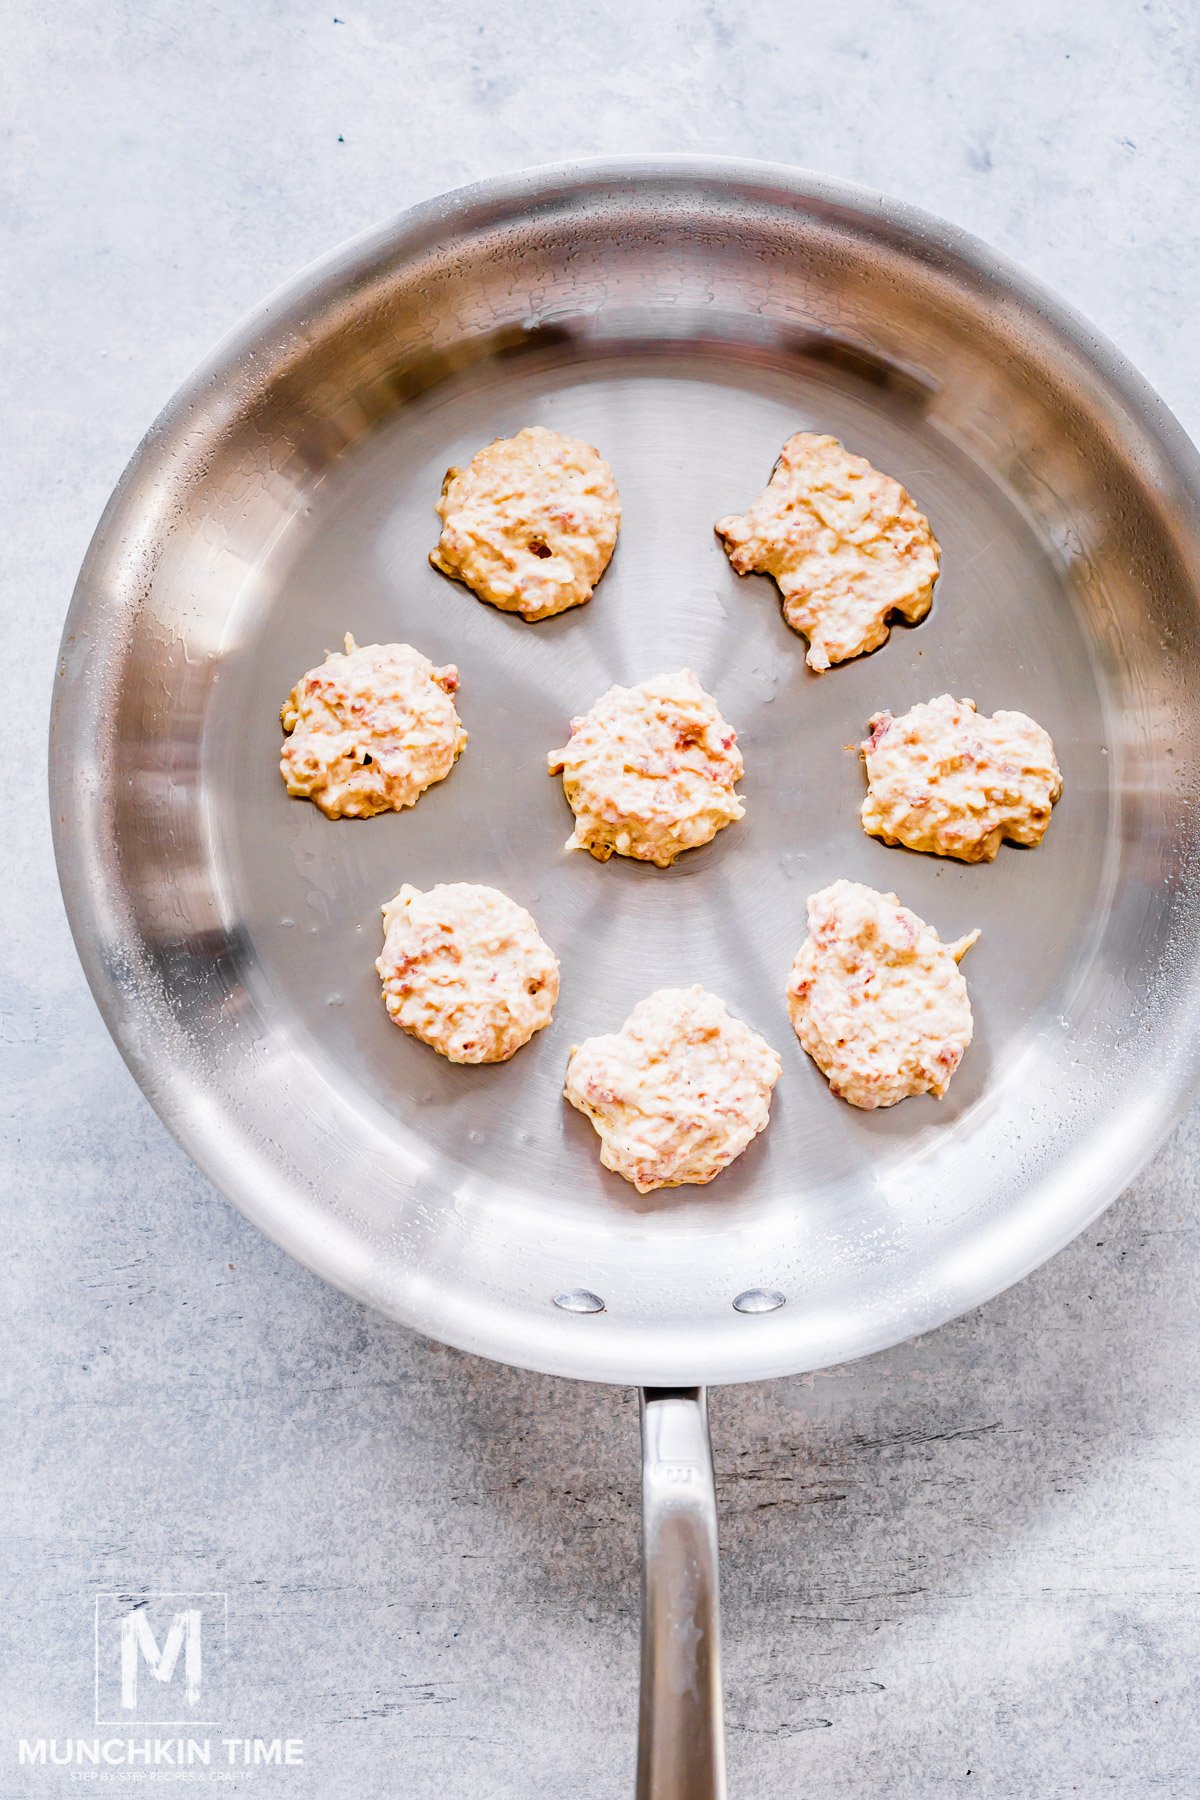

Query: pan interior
[[55, 166, 1200, 1384]]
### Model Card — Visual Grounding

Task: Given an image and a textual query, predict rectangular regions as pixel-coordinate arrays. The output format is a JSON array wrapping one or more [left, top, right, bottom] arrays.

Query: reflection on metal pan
[[52, 160, 1200, 1392]]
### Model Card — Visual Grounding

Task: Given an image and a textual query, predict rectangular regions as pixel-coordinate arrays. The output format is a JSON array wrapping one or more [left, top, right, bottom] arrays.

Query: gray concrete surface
[[4, 1, 1200, 1794]]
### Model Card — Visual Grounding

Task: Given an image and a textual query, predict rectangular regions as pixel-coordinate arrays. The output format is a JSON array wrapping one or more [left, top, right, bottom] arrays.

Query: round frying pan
[[51, 160, 1200, 1796]]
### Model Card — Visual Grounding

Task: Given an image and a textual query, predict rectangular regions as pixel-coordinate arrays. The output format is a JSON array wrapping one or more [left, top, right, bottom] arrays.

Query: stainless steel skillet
[[51, 159, 1200, 1795]]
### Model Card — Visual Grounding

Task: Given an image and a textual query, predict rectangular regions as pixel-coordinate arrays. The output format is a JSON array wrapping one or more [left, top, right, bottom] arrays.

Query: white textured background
[[4, 2, 1200, 1794]]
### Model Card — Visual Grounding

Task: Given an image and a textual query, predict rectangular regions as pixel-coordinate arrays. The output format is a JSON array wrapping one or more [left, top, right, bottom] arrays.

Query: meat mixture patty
[[280, 635, 465, 820], [715, 432, 940, 670], [861, 694, 1062, 862], [787, 879, 979, 1109], [377, 882, 559, 1063], [430, 425, 620, 621], [547, 669, 745, 867], [564, 985, 782, 1193]]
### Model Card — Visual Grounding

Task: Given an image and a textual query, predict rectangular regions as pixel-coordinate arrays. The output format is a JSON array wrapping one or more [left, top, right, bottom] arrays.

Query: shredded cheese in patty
[[564, 985, 781, 1192], [431, 426, 620, 621], [548, 670, 745, 867], [280, 636, 465, 820], [861, 694, 1062, 862], [787, 879, 979, 1109], [377, 882, 559, 1064], [716, 432, 939, 670]]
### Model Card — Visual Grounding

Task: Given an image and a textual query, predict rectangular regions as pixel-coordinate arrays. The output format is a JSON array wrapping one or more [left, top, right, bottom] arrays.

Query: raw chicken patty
[[280, 635, 465, 820], [564, 985, 782, 1192], [377, 882, 559, 1063], [715, 432, 939, 670], [861, 694, 1062, 862], [787, 879, 979, 1109], [430, 426, 620, 621], [547, 670, 744, 867]]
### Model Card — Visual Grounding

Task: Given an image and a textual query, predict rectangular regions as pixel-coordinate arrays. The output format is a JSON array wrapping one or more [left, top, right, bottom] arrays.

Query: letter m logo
[[95, 1594, 228, 1725], [121, 1607, 202, 1709]]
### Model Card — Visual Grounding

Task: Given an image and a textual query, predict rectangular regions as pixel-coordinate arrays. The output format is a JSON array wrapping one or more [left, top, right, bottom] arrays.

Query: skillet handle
[[637, 1387, 727, 1800]]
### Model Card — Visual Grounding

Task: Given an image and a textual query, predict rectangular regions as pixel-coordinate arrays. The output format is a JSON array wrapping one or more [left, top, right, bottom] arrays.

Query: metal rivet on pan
[[553, 1290, 606, 1314], [733, 1289, 786, 1314]]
